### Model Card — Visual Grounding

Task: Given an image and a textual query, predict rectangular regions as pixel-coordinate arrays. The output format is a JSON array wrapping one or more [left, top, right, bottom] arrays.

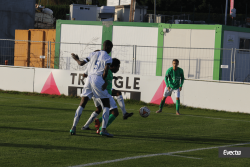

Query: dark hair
[[173, 59, 179, 64], [94, 50, 100, 52], [103, 40, 113, 49], [111, 58, 120, 67]]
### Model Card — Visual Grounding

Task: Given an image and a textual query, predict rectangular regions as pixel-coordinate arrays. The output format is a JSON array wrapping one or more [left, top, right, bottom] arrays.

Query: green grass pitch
[[0, 91, 250, 167]]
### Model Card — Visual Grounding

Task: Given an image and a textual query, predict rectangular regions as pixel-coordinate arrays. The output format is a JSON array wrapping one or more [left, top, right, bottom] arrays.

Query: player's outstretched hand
[[102, 81, 108, 91], [71, 53, 79, 61]]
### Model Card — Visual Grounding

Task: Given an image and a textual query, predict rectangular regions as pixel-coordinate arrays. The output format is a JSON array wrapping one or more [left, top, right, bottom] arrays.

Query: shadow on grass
[[0, 142, 147, 154], [0, 104, 93, 113], [0, 126, 96, 133], [114, 133, 248, 146]]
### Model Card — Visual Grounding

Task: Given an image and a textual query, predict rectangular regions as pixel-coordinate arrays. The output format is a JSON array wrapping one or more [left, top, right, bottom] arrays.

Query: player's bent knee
[[101, 98, 110, 108], [111, 108, 119, 117], [117, 91, 121, 96], [112, 89, 122, 96], [95, 106, 102, 114], [162, 96, 167, 100], [80, 97, 88, 107]]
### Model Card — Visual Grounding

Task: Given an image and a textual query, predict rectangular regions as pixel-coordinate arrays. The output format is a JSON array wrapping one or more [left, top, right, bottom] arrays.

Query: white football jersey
[[85, 51, 112, 76]]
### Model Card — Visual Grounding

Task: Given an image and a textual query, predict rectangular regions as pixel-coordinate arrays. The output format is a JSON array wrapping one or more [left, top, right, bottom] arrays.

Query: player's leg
[[112, 89, 133, 120], [99, 98, 113, 137], [98, 95, 119, 133], [90, 76, 112, 137], [70, 96, 89, 135], [173, 89, 181, 115], [81, 97, 102, 130], [156, 87, 172, 113], [70, 79, 93, 135], [98, 108, 118, 132]]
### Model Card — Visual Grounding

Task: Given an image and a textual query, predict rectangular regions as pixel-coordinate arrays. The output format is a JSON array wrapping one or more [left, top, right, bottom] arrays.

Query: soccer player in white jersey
[[69, 40, 113, 137], [81, 58, 133, 133]]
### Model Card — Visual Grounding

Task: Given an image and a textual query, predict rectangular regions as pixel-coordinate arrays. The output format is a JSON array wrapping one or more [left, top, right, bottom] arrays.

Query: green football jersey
[[164, 67, 184, 90], [105, 69, 113, 95]]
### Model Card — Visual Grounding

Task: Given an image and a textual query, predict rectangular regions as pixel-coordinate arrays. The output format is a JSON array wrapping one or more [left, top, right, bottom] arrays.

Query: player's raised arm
[[102, 63, 110, 80], [102, 63, 110, 91], [71, 53, 89, 66]]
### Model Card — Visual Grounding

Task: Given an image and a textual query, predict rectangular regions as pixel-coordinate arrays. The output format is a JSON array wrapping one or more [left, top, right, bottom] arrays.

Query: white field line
[[168, 154, 202, 160], [70, 142, 250, 167], [1, 96, 250, 123]]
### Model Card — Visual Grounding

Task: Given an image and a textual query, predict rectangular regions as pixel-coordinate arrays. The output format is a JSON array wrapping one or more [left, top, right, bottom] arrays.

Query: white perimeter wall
[[112, 26, 158, 76], [163, 29, 215, 80], [59, 24, 103, 71], [2, 66, 249, 113], [0, 66, 35, 92]]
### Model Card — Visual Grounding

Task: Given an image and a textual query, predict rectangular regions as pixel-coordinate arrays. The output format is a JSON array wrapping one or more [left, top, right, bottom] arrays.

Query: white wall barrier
[[0, 66, 250, 114], [181, 80, 250, 113], [0, 66, 35, 92]]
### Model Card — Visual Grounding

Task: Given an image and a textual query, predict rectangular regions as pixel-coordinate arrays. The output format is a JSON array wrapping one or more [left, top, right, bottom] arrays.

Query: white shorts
[[81, 75, 109, 99], [163, 87, 180, 98], [93, 94, 117, 110]]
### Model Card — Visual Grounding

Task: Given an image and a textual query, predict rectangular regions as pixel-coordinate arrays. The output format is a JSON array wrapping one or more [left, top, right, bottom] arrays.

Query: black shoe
[[123, 112, 134, 120], [81, 126, 91, 130]]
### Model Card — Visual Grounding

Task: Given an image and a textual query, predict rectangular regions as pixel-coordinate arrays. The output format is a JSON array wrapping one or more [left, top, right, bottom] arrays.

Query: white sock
[[101, 107, 110, 129], [84, 111, 99, 128], [72, 106, 84, 127], [117, 95, 127, 115]]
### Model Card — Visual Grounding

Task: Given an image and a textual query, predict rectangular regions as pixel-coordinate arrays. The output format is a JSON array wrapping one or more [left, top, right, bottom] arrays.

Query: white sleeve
[[84, 52, 93, 63], [106, 57, 112, 65]]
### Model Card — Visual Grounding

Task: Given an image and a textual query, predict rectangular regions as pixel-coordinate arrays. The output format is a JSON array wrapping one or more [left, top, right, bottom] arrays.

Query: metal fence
[[162, 47, 234, 81], [233, 49, 250, 82], [1, 39, 250, 83], [55, 43, 157, 76], [54, 42, 101, 71], [0, 39, 51, 68], [0, 39, 15, 65]]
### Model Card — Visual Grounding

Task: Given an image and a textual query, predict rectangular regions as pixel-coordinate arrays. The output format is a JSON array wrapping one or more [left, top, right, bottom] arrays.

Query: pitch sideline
[[70, 142, 250, 167]]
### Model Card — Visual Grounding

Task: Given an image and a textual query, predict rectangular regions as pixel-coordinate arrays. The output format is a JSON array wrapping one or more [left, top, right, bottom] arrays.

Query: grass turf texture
[[0, 91, 250, 167]]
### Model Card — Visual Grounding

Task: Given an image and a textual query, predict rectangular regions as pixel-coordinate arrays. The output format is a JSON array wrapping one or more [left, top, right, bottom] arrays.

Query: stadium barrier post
[[132, 45, 134, 74], [230, 48, 233, 81]]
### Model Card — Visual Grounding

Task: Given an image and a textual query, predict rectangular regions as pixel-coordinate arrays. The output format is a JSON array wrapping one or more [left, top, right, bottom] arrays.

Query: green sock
[[99, 114, 116, 130], [98, 113, 112, 124], [176, 99, 180, 112], [159, 99, 166, 109]]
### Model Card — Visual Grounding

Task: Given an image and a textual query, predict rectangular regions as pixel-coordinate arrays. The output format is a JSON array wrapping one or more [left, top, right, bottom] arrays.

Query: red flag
[[230, 0, 234, 16]]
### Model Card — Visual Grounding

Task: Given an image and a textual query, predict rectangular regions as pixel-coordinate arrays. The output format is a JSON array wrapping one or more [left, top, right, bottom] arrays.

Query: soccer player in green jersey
[[81, 58, 133, 136], [156, 59, 184, 115]]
